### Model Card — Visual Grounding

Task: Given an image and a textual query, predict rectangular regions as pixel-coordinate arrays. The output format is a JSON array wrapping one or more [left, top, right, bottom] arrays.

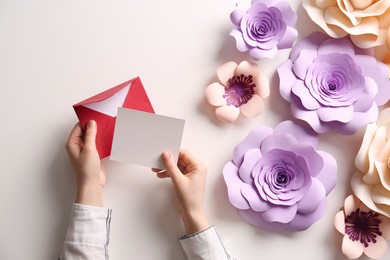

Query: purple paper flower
[[278, 32, 390, 135], [230, 0, 297, 60], [223, 120, 337, 232]]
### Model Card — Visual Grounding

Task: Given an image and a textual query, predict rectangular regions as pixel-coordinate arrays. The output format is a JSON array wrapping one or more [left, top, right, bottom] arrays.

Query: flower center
[[345, 208, 382, 248], [223, 74, 256, 108], [328, 83, 336, 91], [276, 171, 288, 185]]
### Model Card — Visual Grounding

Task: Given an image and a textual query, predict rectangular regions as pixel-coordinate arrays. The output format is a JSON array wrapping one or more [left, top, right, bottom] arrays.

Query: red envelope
[[73, 77, 155, 159]]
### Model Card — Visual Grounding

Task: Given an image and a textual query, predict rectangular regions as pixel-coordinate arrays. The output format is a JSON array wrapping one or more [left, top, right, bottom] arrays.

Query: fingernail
[[163, 151, 170, 160], [88, 120, 96, 128]]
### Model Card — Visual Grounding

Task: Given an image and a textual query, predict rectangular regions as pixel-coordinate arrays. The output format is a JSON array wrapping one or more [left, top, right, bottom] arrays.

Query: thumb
[[162, 151, 182, 181], [84, 120, 98, 150]]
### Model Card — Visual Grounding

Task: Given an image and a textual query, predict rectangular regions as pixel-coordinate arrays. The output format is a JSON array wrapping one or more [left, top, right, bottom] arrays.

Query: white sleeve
[[179, 226, 236, 260], [59, 203, 112, 260]]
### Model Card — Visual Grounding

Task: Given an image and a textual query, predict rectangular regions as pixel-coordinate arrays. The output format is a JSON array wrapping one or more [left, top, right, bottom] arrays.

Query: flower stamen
[[223, 74, 256, 107]]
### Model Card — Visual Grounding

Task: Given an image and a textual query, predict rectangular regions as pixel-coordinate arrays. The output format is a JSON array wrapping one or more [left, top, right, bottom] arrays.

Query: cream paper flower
[[352, 108, 390, 218], [302, 0, 390, 49]]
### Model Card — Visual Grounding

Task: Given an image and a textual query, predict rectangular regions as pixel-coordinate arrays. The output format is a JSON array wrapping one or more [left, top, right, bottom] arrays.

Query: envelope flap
[[123, 77, 155, 113], [73, 77, 137, 107]]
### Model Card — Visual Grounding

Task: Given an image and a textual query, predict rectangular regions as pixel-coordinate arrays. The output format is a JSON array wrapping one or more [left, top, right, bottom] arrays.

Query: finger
[[161, 151, 182, 181], [66, 123, 83, 158], [156, 171, 170, 178], [151, 168, 163, 173], [83, 120, 98, 150]]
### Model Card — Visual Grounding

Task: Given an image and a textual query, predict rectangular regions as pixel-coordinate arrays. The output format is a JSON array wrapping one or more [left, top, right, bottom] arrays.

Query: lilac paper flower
[[223, 120, 337, 232], [230, 0, 297, 60], [278, 32, 390, 135]]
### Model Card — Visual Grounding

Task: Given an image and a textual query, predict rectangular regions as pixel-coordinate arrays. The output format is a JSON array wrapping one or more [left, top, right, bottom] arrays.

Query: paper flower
[[205, 61, 269, 123], [384, 28, 390, 77], [302, 0, 390, 49], [230, 0, 297, 60], [223, 120, 337, 231], [278, 32, 390, 135], [351, 108, 390, 218], [334, 195, 390, 259]]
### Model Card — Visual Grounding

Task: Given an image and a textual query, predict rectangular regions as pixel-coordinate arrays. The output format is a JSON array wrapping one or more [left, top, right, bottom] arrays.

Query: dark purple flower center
[[276, 171, 288, 185], [345, 208, 382, 248], [223, 74, 256, 107]]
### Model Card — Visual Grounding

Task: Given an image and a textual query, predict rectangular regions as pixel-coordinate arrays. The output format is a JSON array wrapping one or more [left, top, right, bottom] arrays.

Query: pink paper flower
[[334, 195, 390, 259], [230, 0, 297, 60], [302, 0, 390, 49], [351, 108, 390, 218], [205, 61, 269, 123]]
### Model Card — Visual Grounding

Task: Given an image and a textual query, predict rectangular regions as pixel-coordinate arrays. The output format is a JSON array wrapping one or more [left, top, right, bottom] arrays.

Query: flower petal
[[215, 105, 240, 123], [287, 198, 327, 231], [249, 46, 278, 60], [342, 235, 364, 259], [380, 217, 390, 240], [217, 62, 237, 86], [297, 178, 326, 214], [239, 148, 261, 184], [292, 143, 324, 176], [355, 123, 378, 176], [334, 210, 346, 235], [274, 1, 297, 25], [260, 133, 297, 154], [261, 204, 298, 223], [223, 161, 250, 210], [230, 7, 247, 26], [205, 82, 226, 106], [317, 106, 354, 123], [317, 38, 355, 56], [254, 75, 270, 99], [363, 235, 389, 259], [290, 31, 329, 62], [292, 49, 318, 80], [277, 26, 297, 49], [315, 151, 337, 195], [377, 107, 390, 127], [291, 80, 321, 110], [235, 60, 260, 77], [230, 28, 249, 52], [344, 194, 360, 216], [274, 120, 319, 147], [232, 125, 273, 166], [291, 102, 330, 133], [239, 209, 287, 232], [241, 183, 270, 212], [278, 60, 298, 102], [240, 95, 264, 117]]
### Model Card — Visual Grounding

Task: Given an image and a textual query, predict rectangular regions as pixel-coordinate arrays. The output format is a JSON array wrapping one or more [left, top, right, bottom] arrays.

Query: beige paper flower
[[384, 28, 390, 76], [302, 0, 390, 49], [351, 107, 390, 218]]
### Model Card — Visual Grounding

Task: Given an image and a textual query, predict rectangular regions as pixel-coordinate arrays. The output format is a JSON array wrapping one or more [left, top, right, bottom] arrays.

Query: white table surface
[[1, 0, 388, 259]]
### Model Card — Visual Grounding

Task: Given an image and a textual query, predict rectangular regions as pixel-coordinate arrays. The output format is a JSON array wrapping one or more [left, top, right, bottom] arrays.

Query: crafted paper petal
[[223, 161, 250, 210], [249, 46, 278, 60], [355, 123, 378, 176], [215, 105, 240, 123], [318, 38, 355, 56], [239, 148, 261, 184], [232, 126, 273, 167], [236, 60, 260, 78], [205, 82, 226, 106], [240, 95, 264, 117], [363, 236, 388, 259], [381, 218, 390, 240], [241, 183, 270, 212], [261, 204, 298, 223], [217, 62, 238, 86], [260, 134, 297, 154], [274, 1, 297, 25], [277, 61, 297, 102], [230, 7, 247, 26], [290, 32, 329, 62], [315, 151, 337, 194], [291, 143, 324, 176], [291, 80, 321, 110], [342, 235, 364, 259], [317, 106, 354, 123], [230, 28, 250, 52], [287, 198, 327, 231], [292, 49, 318, 80], [276, 26, 297, 49], [344, 194, 361, 216], [239, 209, 286, 232], [377, 107, 390, 127], [351, 172, 390, 217], [371, 184, 390, 207], [291, 102, 329, 133], [334, 210, 345, 235], [273, 120, 319, 147], [297, 178, 326, 214], [352, 77, 377, 113], [254, 75, 270, 99]]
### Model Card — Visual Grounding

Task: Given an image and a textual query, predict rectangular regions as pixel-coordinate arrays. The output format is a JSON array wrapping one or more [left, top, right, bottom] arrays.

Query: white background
[[1, 0, 388, 259]]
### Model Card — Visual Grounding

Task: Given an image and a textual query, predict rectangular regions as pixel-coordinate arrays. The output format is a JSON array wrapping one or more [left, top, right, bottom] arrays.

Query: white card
[[110, 108, 185, 169]]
